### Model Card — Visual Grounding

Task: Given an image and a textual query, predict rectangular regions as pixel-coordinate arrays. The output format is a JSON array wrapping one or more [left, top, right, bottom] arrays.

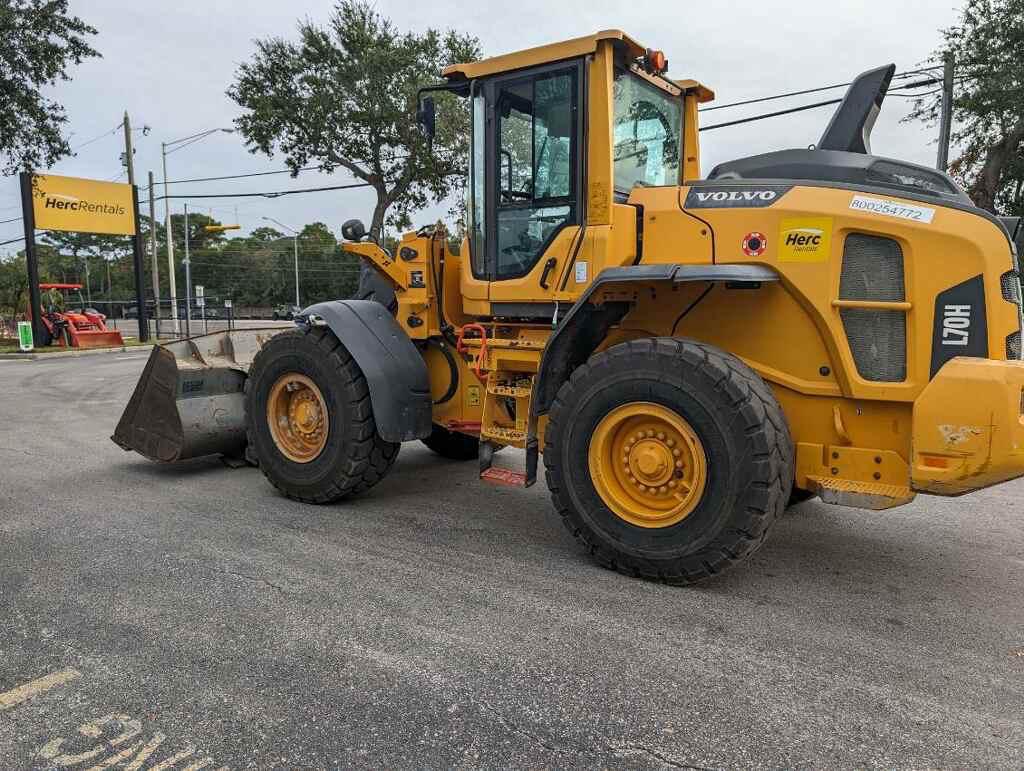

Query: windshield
[[612, 69, 683, 192]]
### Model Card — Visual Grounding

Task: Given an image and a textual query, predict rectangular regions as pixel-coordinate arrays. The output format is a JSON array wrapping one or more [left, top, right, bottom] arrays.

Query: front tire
[[544, 337, 794, 584], [245, 327, 399, 503]]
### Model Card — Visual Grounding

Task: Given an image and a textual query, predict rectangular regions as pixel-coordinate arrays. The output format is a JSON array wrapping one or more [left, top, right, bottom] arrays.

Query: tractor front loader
[[114, 30, 1024, 584]]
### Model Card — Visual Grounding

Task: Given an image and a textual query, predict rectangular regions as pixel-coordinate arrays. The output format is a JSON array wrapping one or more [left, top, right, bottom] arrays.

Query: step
[[807, 476, 915, 510], [480, 467, 529, 487], [482, 425, 527, 444]]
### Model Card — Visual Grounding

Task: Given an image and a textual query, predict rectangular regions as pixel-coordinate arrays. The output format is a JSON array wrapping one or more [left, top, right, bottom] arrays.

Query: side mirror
[[341, 219, 367, 242], [417, 96, 436, 142]]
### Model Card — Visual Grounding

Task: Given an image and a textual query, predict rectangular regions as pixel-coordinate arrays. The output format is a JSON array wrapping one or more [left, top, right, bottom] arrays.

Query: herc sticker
[[778, 217, 833, 262], [741, 232, 767, 256]]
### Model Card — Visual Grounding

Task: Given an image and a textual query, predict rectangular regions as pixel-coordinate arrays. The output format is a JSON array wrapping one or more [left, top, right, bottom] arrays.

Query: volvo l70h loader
[[114, 30, 1024, 584]]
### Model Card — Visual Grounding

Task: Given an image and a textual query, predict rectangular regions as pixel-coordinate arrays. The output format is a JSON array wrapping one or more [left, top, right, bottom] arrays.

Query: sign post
[[196, 285, 205, 334], [18, 173, 44, 345], [130, 185, 149, 342]]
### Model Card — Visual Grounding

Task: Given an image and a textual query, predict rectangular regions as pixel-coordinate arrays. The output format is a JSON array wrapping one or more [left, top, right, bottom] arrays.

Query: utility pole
[[936, 52, 955, 172], [293, 235, 300, 308], [122, 111, 136, 185], [162, 144, 180, 334], [183, 202, 192, 339], [148, 171, 160, 336], [123, 111, 149, 342]]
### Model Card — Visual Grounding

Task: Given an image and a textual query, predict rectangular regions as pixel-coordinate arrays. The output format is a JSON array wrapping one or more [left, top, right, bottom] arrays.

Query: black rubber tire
[[36, 322, 53, 347], [544, 337, 794, 585], [421, 424, 479, 460], [788, 488, 817, 506], [244, 326, 399, 503]]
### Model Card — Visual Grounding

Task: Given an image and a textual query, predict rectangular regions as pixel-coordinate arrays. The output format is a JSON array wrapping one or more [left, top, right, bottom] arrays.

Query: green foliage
[[905, 0, 1024, 214], [0, 218, 362, 318], [0, 0, 100, 174], [227, 0, 480, 240]]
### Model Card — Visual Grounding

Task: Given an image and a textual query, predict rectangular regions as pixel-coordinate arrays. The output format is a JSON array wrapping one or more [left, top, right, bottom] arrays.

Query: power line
[[699, 77, 941, 132], [0, 236, 25, 247], [160, 166, 324, 185], [142, 181, 373, 203], [70, 123, 123, 152], [700, 67, 942, 112], [700, 97, 842, 132], [0, 216, 22, 225]]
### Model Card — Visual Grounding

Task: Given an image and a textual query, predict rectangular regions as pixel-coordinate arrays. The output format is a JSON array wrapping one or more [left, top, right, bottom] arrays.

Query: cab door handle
[[539, 258, 558, 289]]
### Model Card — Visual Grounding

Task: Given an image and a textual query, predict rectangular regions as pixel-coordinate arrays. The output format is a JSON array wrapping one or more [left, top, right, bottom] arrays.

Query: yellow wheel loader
[[114, 30, 1024, 584]]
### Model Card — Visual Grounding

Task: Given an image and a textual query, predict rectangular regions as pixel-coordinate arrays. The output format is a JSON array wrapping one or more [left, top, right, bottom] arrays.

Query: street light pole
[[183, 202, 192, 339], [293, 235, 300, 308], [148, 170, 160, 336], [162, 142, 179, 334], [161, 127, 234, 336], [262, 216, 302, 308]]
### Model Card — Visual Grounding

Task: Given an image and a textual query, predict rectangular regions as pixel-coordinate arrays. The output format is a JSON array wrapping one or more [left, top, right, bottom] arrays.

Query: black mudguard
[[301, 300, 432, 442]]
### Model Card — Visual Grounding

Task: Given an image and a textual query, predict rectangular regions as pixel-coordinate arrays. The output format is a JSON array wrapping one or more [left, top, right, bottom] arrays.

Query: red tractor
[[31, 283, 125, 349]]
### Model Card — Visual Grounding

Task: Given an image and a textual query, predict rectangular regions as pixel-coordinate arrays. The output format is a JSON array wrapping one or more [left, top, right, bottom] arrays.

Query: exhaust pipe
[[111, 328, 285, 462]]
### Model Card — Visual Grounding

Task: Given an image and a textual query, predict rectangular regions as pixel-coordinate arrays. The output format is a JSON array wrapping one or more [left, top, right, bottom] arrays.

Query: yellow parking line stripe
[[0, 667, 81, 710]]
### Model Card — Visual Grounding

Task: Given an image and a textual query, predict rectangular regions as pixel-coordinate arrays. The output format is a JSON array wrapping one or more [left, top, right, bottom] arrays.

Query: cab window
[[493, 68, 577, 279], [612, 68, 683, 192]]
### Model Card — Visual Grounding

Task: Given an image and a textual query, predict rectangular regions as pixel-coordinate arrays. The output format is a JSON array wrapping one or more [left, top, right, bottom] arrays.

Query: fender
[[532, 263, 779, 416], [301, 300, 432, 442]]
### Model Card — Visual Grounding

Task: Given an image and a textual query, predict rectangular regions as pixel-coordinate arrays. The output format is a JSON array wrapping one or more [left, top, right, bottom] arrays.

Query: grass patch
[[0, 337, 152, 354]]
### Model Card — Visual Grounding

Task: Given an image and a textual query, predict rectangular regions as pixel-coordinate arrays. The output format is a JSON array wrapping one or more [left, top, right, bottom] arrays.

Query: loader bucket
[[73, 330, 125, 349], [111, 328, 286, 462]]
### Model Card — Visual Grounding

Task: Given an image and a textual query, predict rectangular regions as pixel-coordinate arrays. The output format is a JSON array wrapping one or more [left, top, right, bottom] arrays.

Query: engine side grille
[[1006, 330, 1021, 361], [1000, 269, 1021, 304], [839, 234, 907, 382], [1001, 269, 1023, 360]]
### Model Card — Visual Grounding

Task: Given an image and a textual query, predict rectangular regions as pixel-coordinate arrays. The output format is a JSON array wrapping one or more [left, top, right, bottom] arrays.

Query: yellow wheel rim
[[588, 402, 707, 528], [266, 373, 330, 463]]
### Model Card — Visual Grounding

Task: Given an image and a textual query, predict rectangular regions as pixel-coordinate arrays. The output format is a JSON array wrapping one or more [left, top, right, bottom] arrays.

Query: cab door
[[474, 60, 585, 317]]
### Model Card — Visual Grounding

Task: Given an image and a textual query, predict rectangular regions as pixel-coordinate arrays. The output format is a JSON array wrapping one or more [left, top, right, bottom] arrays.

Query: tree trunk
[[369, 194, 388, 243], [968, 120, 1024, 213]]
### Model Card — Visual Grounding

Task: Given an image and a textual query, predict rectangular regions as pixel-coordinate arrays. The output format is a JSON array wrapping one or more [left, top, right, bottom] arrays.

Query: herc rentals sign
[[31, 173, 136, 236]]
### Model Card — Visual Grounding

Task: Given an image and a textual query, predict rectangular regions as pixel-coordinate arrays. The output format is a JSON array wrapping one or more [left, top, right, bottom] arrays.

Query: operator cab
[[420, 30, 710, 317]]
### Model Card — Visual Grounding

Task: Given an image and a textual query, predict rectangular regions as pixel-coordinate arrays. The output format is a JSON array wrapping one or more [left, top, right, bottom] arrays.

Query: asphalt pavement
[[0, 352, 1021, 769]]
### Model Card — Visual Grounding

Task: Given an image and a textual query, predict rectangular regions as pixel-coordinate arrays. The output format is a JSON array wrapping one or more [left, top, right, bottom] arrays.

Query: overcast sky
[[0, 0, 963, 254]]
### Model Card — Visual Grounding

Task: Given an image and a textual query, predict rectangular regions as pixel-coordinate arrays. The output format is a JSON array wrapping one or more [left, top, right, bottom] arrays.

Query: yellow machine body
[[348, 30, 1024, 509]]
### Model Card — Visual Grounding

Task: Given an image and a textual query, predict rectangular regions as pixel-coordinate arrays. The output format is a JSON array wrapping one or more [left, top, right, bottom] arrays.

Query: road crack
[[610, 743, 716, 770], [170, 557, 290, 594]]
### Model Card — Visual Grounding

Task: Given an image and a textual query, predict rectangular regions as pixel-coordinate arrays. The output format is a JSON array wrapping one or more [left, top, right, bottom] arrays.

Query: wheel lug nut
[[667, 439, 675, 447], [657, 432, 666, 441], [646, 430, 654, 438], [658, 486, 667, 495], [673, 449, 681, 457], [668, 480, 677, 488], [675, 460, 683, 469]]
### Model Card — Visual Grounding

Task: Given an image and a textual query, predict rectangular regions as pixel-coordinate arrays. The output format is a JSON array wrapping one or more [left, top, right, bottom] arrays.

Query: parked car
[[272, 304, 301, 320]]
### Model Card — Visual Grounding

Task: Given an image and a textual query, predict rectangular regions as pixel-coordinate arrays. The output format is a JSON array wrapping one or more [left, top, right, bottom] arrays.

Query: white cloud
[[1, 0, 960, 251]]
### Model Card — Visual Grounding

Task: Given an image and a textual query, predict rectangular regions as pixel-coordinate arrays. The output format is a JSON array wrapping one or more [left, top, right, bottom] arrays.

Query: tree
[[0, 1, 100, 174], [40, 231, 129, 301], [906, 0, 1024, 214], [249, 227, 284, 243], [228, 1, 480, 240]]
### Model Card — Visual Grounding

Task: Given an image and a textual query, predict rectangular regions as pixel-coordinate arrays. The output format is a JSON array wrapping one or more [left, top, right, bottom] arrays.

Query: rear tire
[[544, 337, 794, 585], [421, 424, 479, 460], [245, 326, 399, 503]]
